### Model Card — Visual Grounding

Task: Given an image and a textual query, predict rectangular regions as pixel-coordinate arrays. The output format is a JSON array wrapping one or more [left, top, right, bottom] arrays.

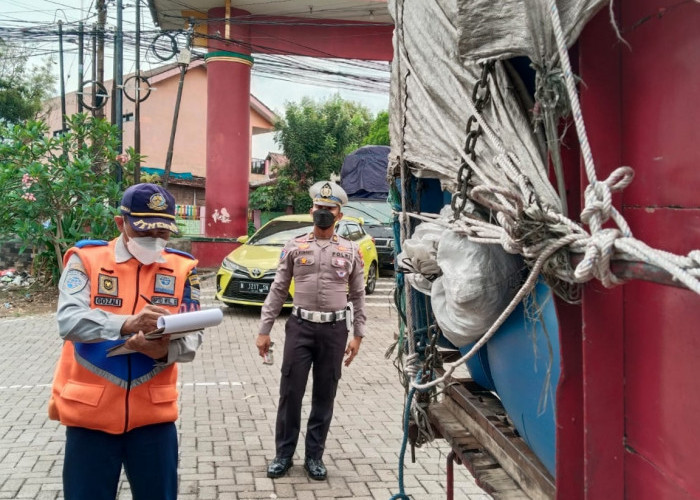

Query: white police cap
[[309, 181, 348, 207]]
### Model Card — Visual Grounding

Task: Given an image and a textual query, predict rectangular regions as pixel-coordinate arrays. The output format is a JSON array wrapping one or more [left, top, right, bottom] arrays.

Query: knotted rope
[[395, 1, 700, 393]]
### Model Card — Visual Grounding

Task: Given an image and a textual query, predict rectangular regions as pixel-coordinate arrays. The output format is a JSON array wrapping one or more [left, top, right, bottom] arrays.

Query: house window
[[251, 158, 265, 175], [52, 129, 66, 138]]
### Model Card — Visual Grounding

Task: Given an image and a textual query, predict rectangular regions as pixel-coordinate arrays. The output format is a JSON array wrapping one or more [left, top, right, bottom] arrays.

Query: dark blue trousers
[[63, 422, 177, 500]]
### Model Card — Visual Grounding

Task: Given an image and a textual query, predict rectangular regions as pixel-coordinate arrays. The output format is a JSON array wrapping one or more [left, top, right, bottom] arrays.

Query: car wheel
[[365, 262, 377, 295]]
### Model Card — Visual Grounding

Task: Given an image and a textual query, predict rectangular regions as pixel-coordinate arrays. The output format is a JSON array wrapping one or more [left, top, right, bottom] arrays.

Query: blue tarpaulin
[[340, 145, 390, 200], [141, 167, 194, 180]]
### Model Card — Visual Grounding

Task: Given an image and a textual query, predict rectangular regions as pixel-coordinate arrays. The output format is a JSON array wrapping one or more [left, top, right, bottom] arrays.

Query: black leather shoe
[[304, 457, 327, 480], [267, 457, 293, 478]]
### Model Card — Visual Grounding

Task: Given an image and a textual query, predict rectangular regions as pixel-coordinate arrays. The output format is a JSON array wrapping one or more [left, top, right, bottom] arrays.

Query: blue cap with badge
[[119, 183, 179, 233]]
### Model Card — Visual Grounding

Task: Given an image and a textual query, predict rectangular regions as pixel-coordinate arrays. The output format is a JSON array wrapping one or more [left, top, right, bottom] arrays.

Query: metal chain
[[421, 324, 441, 384], [451, 61, 495, 217], [411, 323, 440, 447]]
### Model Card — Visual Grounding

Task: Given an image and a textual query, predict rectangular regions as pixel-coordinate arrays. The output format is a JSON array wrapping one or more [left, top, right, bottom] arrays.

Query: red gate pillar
[[196, 7, 252, 266]]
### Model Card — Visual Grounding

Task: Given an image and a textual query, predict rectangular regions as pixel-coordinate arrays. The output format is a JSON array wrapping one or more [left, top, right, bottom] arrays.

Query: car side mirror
[[236, 235, 249, 244]]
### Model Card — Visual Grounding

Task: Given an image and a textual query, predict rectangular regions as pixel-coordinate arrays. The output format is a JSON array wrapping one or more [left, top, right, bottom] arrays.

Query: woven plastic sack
[[396, 221, 444, 295], [432, 230, 524, 347]]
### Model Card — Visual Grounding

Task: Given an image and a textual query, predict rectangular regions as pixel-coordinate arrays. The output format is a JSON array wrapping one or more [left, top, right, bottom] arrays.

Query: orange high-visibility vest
[[48, 239, 199, 434]]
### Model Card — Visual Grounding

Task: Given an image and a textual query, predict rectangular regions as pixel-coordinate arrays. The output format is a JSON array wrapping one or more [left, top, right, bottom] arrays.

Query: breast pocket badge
[[332, 257, 349, 278], [98, 274, 118, 296]]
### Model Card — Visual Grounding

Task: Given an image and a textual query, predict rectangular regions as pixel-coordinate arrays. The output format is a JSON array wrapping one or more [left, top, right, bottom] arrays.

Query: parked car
[[215, 214, 379, 308], [342, 199, 395, 270]]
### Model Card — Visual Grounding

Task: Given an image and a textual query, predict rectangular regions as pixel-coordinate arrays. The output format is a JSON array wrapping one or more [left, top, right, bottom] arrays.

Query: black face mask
[[313, 209, 336, 229]]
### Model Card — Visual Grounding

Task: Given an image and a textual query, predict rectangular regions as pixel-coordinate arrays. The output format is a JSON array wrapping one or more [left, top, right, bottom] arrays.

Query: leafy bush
[[0, 114, 137, 283]]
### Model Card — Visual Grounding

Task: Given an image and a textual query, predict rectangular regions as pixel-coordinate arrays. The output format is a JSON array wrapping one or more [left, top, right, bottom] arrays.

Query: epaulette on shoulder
[[333, 234, 351, 245], [75, 239, 108, 248], [165, 247, 196, 260]]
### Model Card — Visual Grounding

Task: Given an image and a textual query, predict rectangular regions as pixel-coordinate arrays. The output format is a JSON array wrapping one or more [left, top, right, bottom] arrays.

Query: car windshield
[[342, 201, 392, 226], [248, 220, 315, 246]]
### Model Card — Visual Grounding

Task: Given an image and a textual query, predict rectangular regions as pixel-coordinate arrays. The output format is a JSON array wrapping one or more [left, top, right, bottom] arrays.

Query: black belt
[[292, 306, 346, 323]]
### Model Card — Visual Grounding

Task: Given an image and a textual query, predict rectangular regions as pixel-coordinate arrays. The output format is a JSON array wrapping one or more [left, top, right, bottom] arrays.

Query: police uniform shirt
[[57, 234, 202, 363], [259, 232, 366, 337]]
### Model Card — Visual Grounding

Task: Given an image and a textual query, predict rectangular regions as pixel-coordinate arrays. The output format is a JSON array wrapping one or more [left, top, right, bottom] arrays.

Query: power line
[[1, 0, 392, 97]]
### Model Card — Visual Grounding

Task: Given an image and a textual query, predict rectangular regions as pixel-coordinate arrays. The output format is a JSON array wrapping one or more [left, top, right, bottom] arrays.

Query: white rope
[[544, 0, 700, 294], [397, 1, 700, 392], [412, 232, 585, 391], [404, 352, 420, 378], [608, 0, 631, 50], [547, 0, 597, 185]]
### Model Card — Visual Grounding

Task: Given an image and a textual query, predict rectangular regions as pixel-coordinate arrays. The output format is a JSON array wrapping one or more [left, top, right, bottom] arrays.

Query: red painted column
[[205, 7, 252, 239], [577, 7, 625, 499]]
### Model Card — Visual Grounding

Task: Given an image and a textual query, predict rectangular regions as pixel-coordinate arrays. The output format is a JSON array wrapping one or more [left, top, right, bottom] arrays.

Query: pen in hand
[[136, 294, 169, 341]]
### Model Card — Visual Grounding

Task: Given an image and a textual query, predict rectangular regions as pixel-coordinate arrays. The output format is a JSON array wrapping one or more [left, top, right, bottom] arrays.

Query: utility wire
[[1, 0, 392, 95]]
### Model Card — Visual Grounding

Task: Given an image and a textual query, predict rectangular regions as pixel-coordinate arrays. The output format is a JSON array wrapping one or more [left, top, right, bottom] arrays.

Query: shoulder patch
[[62, 268, 88, 294], [164, 247, 195, 260], [335, 234, 352, 244], [75, 239, 108, 248], [188, 272, 200, 287], [295, 231, 314, 242]]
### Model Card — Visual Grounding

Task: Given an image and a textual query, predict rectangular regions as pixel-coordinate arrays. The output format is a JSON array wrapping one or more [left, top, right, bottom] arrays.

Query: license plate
[[238, 281, 270, 294]]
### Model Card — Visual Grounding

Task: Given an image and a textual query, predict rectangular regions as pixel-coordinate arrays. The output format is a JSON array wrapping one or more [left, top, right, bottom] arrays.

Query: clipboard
[[106, 308, 223, 357]]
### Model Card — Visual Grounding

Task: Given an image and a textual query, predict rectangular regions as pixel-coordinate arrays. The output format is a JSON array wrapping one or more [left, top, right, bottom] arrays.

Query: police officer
[[49, 183, 203, 500], [256, 180, 366, 481]]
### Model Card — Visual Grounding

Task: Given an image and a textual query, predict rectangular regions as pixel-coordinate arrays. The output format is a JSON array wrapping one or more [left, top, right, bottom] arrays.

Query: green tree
[[363, 110, 390, 145], [0, 39, 55, 123], [271, 94, 372, 211], [249, 176, 296, 212], [0, 114, 137, 283]]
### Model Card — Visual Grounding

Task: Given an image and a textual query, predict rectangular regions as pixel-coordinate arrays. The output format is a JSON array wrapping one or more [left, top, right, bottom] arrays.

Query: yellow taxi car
[[215, 214, 379, 307]]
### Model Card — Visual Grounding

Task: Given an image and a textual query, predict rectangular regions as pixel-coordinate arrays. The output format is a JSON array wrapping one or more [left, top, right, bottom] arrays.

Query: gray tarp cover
[[458, 0, 606, 61], [340, 145, 391, 199], [388, 0, 606, 211]]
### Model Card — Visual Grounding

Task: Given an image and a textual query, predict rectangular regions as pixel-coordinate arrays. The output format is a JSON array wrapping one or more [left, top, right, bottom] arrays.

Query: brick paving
[[0, 272, 492, 499]]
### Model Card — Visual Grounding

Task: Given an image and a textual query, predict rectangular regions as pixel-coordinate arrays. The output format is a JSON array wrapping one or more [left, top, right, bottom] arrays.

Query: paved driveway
[[0, 273, 490, 499]]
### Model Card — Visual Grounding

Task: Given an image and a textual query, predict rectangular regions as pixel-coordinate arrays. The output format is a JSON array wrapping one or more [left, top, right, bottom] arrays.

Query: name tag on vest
[[94, 296, 123, 307], [151, 296, 179, 307]]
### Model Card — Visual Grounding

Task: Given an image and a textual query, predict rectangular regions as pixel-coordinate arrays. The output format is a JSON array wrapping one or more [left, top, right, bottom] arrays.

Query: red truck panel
[[571, 1, 700, 498]]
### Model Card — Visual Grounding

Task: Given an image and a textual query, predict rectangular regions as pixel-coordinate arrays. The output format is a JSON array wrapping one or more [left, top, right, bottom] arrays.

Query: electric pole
[[96, 0, 106, 119], [113, 0, 124, 186], [58, 20, 67, 133], [78, 21, 84, 113], [134, 0, 142, 183]]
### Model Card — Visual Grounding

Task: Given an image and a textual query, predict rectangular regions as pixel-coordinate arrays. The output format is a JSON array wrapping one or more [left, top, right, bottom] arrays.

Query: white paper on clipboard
[[153, 308, 223, 337], [106, 308, 223, 357]]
